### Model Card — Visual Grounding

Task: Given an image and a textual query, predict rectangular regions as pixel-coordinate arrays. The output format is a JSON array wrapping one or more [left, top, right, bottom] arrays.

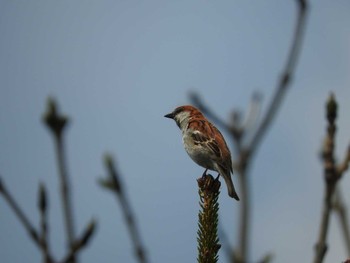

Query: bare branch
[[38, 183, 54, 263], [0, 177, 55, 262], [240, 92, 262, 137], [60, 219, 96, 263], [333, 189, 350, 257], [236, 2, 308, 262], [313, 94, 342, 263], [337, 145, 350, 176], [43, 98, 77, 263], [189, 92, 232, 133], [235, 166, 250, 263], [248, 0, 308, 156], [0, 177, 40, 245], [190, 2, 309, 262], [100, 154, 149, 263]]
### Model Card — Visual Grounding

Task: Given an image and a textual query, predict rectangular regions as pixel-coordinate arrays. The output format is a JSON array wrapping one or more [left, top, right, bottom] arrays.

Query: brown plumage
[[165, 105, 239, 200]]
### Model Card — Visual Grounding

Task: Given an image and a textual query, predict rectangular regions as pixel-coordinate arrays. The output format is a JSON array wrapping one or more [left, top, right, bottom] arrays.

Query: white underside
[[183, 135, 217, 172]]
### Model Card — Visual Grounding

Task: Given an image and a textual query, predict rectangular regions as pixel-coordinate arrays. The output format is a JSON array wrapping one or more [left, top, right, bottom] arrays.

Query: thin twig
[[38, 183, 53, 263], [100, 154, 148, 263], [55, 136, 76, 247], [314, 183, 335, 263], [190, 92, 245, 151], [240, 93, 262, 139], [333, 189, 350, 257], [337, 146, 350, 176], [313, 94, 346, 263], [60, 219, 96, 263], [248, 0, 308, 156], [0, 177, 40, 245], [43, 98, 77, 263], [235, 163, 249, 263], [0, 177, 56, 262], [236, 2, 308, 262], [189, 92, 231, 133], [190, 2, 308, 261]]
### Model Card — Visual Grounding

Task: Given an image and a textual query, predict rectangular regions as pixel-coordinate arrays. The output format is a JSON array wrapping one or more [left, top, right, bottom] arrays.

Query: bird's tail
[[217, 167, 239, 201]]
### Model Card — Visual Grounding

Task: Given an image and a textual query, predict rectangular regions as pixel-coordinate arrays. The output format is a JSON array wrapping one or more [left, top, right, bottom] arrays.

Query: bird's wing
[[211, 125, 233, 173], [190, 129, 222, 158], [188, 119, 233, 173]]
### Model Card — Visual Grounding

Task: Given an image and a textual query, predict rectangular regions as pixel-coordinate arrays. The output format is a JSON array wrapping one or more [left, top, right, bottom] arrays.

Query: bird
[[164, 105, 239, 200]]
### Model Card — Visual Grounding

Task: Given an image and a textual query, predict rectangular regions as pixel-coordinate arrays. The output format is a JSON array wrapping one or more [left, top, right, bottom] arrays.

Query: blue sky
[[1, 1, 350, 262]]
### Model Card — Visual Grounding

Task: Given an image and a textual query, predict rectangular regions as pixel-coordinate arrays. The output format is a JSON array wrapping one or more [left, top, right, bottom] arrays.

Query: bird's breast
[[182, 134, 215, 170]]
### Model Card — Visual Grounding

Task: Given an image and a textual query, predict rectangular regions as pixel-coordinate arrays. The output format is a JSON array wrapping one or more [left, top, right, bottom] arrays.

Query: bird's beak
[[164, 112, 174, 119]]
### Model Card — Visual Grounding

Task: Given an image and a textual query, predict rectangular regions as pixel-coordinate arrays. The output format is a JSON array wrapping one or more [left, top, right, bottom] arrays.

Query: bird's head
[[164, 105, 202, 129]]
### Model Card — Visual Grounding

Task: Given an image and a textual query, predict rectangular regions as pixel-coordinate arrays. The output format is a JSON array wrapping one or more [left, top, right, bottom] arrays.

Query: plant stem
[[101, 154, 148, 263], [236, 168, 250, 263], [314, 183, 335, 263], [333, 189, 350, 256], [0, 180, 40, 244], [55, 134, 76, 262]]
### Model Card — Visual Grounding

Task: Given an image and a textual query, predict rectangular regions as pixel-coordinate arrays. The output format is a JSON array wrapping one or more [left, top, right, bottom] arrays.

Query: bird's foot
[[214, 174, 220, 181], [201, 169, 208, 178]]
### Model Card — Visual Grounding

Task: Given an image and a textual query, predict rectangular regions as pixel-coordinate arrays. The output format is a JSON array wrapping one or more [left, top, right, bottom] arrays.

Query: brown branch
[[240, 92, 262, 138], [333, 189, 350, 257], [55, 136, 76, 248], [234, 164, 249, 263], [0, 177, 55, 263], [313, 183, 335, 263], [333, 147, 350, 257], [43, 98, 77, 263], [248, 0, 308, 156], [337, 146, 350, 175], [0, 177, 41, 245], [38, 183, 54, 263], [235, 2, 308, 262], [313, 94, 347, 263], [99, 154, 149, 263], [60, 219, 96, 263]]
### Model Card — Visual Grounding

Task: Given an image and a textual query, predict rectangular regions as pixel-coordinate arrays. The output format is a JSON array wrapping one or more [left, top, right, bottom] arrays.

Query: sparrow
[[164, 105, 239, 200]]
